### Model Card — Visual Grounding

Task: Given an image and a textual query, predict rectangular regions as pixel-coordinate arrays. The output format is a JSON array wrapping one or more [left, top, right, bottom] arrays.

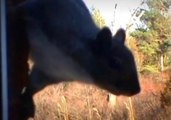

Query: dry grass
[[30, 73, 171, 120]]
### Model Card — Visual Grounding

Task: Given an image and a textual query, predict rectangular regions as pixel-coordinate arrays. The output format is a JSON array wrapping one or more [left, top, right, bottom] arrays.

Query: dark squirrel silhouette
[[17, 0, 140, 119]]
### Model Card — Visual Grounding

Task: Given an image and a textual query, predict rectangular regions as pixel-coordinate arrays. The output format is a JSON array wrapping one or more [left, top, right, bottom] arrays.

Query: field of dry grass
[[29, 72, 171, 120]]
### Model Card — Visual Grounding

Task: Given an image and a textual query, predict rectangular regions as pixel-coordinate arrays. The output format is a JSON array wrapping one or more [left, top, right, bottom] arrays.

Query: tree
[[91, 7, 106, 28], [131, 0, 171, 72]]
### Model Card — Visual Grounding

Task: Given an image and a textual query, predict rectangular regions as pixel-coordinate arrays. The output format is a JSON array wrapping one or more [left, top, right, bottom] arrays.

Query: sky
[[83, 0, 143, 32]]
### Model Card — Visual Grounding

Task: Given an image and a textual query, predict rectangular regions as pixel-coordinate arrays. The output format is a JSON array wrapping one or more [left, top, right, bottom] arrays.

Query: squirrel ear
[[96, 27, 112, 48], [90, 27, 112, 56], [113, 28, 126, 44], [97, 27, 112, 42]]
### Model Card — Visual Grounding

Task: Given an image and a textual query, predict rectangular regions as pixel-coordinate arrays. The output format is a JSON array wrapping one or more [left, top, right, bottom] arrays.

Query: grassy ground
[[29, 72, 171, 120]]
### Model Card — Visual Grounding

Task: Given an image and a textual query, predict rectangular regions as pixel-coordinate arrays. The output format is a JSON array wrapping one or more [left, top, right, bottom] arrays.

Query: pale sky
[[83, 0, 144, 32]]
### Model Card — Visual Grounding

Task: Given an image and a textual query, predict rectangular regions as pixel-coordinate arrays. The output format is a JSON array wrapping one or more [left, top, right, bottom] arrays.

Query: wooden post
[[7, 0, 29, 119]]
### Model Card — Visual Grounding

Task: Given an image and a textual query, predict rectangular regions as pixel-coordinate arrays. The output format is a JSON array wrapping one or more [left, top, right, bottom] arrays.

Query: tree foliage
[[130, 0, 171, 72], [91, 7, 106, 28]]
